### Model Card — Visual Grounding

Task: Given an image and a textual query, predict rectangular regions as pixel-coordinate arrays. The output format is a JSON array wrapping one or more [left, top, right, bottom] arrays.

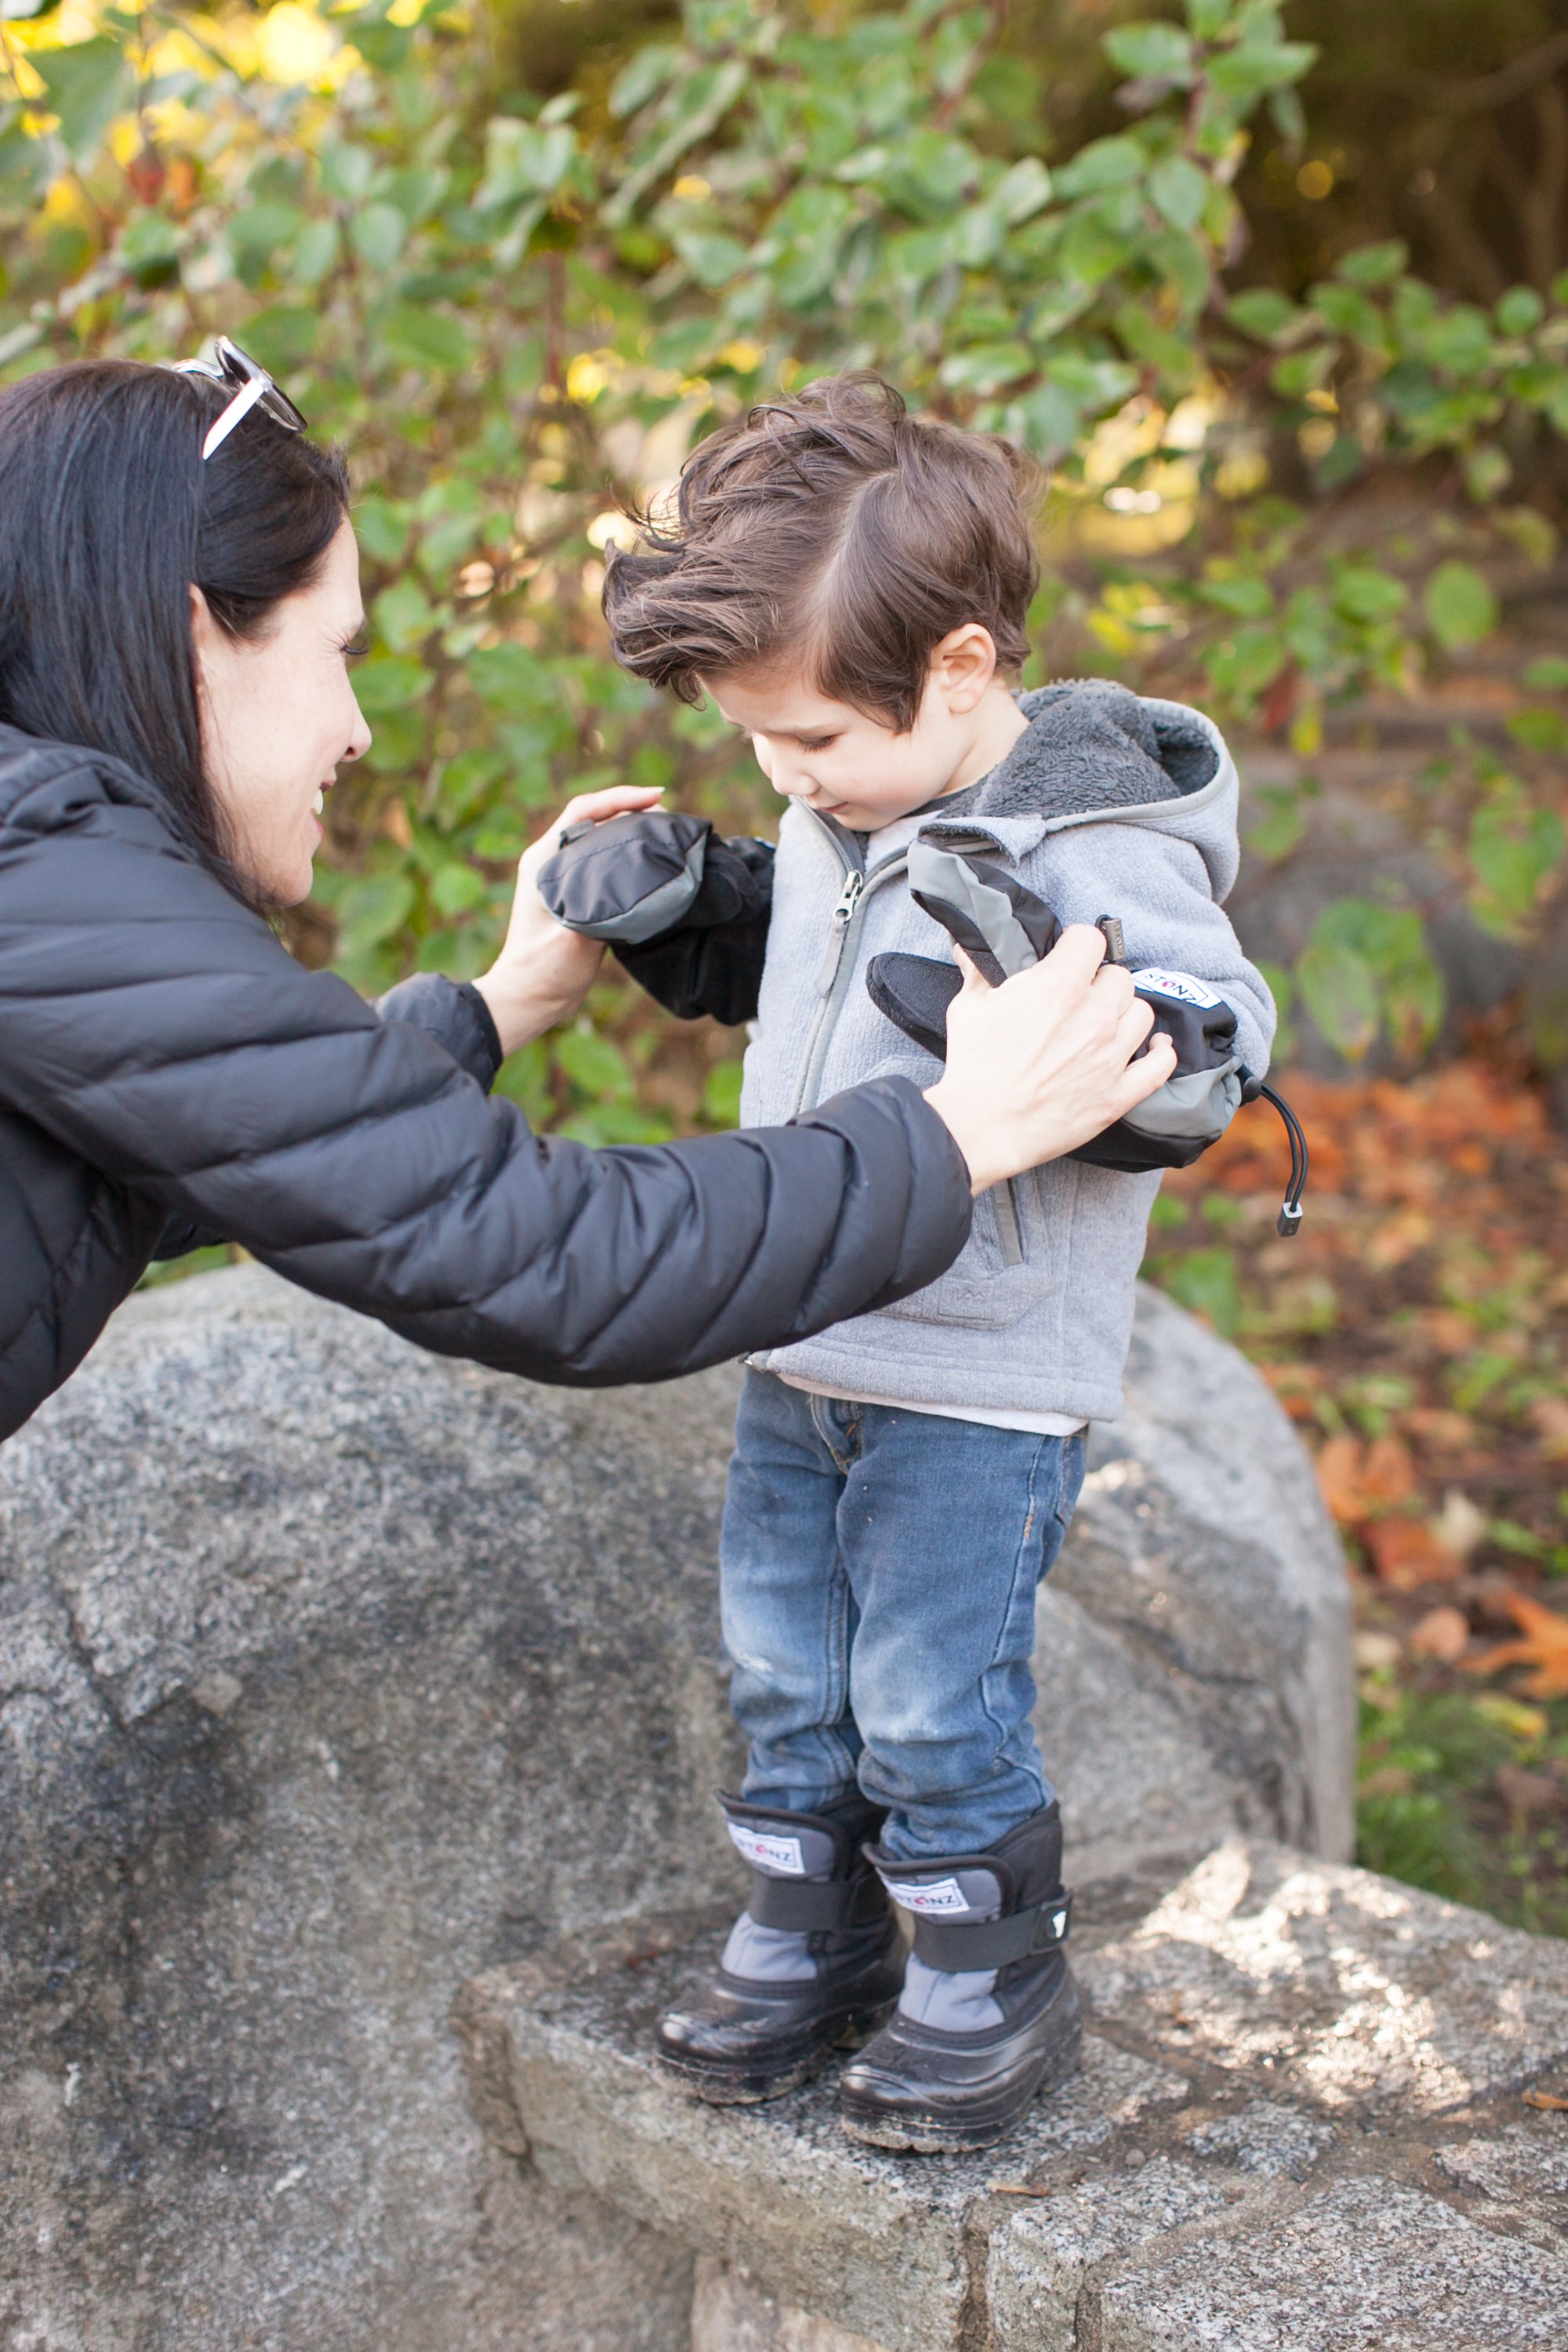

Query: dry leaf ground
[[1143, 1052, 1568, 1938]]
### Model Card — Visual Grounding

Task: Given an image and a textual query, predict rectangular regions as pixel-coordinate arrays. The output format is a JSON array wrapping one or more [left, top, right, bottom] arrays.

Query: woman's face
[[192, 517, 372, 904]]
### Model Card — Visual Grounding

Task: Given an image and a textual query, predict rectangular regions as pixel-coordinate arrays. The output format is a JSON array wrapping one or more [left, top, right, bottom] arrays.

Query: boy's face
[[708, 633, 1025, 835]]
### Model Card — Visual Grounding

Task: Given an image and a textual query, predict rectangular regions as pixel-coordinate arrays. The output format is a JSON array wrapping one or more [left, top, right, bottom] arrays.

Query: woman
[[0, 353, 1172, 1442]]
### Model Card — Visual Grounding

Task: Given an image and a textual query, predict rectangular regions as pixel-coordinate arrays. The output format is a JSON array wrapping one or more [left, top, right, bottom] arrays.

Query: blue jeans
[[720, 1370, 1085, 1865]]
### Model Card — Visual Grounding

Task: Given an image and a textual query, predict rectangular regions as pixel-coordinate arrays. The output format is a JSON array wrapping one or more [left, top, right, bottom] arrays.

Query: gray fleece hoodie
[[739, 681, 1275, 1423]]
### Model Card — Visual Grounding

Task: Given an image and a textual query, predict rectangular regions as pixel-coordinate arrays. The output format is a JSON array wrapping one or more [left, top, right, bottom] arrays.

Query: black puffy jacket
[[0, 728, 972, 1443]]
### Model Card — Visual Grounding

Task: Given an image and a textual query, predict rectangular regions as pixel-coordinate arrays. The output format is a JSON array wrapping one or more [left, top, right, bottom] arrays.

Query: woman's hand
[[923, 927, 1177, 1195], [473, 785, 664, 1058]]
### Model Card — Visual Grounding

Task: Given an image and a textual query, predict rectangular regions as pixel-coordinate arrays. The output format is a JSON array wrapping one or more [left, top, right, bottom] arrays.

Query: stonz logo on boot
[[882, 1875, 971, 1915], [726, 1824, 805, 1875]]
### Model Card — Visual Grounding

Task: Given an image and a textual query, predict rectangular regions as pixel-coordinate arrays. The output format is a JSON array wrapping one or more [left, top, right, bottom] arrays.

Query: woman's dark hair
[[603, 373, 1042, 734], [0, 358, 350, 888]]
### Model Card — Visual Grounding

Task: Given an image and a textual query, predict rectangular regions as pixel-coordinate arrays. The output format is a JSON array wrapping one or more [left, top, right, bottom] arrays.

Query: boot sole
[[838, 2005, 1083, 2154], [656, 1998, 900, 2107]]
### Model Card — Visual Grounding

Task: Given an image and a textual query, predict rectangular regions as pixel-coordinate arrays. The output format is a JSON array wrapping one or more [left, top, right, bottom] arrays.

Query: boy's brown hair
[[601, 374, 1041, 734]]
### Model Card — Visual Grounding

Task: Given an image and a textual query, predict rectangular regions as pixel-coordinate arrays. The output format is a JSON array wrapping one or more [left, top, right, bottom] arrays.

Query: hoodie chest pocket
[[878, 1167, 1064, 1331]]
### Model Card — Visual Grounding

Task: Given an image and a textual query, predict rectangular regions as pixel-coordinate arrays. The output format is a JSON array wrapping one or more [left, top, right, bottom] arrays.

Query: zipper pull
[[815, 869, 865, 995]]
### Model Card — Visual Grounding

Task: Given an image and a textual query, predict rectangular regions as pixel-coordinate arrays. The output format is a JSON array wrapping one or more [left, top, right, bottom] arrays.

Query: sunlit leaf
[[31, 39, 132, 165], [1425, 561, 1497, 652]]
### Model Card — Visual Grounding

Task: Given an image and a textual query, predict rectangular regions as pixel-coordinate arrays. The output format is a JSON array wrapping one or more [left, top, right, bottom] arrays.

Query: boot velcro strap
[[748, 1869, 884, 1933], [911, 1892, 1073, 1973]]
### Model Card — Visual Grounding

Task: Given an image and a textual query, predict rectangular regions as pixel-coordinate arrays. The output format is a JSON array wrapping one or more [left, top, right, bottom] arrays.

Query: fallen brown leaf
[[1367, 1517, 1461, 1589], [1407, 1605, 1471, 1664], [1529, 1396, 1568, 1461], [1465, 1592, 1568, 1701], [988, 2180, 1051, 2197], [1523, 2088, 1568, 2112], [1362, 1434, 1417, 1507], [1496, 1764, 1567, 1817], [1316, 1435, 1370, 1524]]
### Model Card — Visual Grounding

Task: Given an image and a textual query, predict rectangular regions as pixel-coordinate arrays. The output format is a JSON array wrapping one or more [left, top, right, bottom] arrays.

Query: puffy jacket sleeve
[[0, 767, 971, 1386]]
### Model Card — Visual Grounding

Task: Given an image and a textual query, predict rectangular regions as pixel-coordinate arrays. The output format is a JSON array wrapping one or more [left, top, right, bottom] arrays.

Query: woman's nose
[[345, 699, 372, 762]]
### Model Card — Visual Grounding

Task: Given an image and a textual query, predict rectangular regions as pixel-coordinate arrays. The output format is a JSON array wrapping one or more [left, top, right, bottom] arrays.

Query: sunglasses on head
[[172, 336, 308, 462]]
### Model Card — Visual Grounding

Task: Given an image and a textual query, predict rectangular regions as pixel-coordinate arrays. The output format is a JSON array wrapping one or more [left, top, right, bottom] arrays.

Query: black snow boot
[[837, 1803, 1080, 2153], [656, 1791, 906, 2104]]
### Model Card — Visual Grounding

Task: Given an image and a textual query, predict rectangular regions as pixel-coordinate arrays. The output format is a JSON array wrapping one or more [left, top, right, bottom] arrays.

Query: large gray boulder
[[0, 1265, 1350, 2347]]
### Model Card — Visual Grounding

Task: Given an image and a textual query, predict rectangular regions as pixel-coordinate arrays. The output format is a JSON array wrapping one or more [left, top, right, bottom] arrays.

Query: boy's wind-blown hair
[[602, 373, 1041, 733]]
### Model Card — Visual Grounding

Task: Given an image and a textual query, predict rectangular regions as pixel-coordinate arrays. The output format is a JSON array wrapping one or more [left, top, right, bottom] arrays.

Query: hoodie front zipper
[[786, 817, 909, 1120], [786, 808, 1029, 1266]]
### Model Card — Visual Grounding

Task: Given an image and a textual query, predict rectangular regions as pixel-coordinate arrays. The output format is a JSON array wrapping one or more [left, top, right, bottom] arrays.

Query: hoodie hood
[[917, 681, 1240, 903]]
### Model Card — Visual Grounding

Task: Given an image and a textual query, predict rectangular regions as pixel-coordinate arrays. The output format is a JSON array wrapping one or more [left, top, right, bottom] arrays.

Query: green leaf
[[610, 42, 683, 120], [1333, 241, 1407, 288], [702, 1060, 744, 1127], [1308, 282, 1383, 343], [354, 496, 412, 568], [1469, 790, 1565, 931], [353, 657, 433, 716], [1496, 285, 1544, 336], [1228, 289, 1301, 343], [337, 873, 416, 957], [556, 1026, 634, 1103], [1424, 561, 1497, 652], [431, 862, 490, 916], [1102, 21, 1196, 83], [1018, 381, 1080, 456], [350, 201, 408, 270], [1147, 154, 1208, 233], [1300, 900, 1443, 1057], [292, 217, 339, 292], [1506, 709, 1568, 755], [374, 578, 435, 654], [1197, 572, 1275, 619], [1161, 1247, 1240, 1338], [1522, 657, 1568, 693], [766, 184, 855, 307], [468, 641, 552, 714], [1207, 42, 1317, 105], [1331, 568, 1407, 626], [993, 157, 1052, 226], [379, 305, 474, 376], [492, 1040, 550, 1123], [1204, 625, 1287, 702], [1297, 936, 1378, 1058], [31, 38, 132, 165], [242, 306, 318, 372], [672, 229, 751, 289], [1052, 136, 1144, 199], [1245, 784, 1305, 862], [939, 340, 1033, 394]]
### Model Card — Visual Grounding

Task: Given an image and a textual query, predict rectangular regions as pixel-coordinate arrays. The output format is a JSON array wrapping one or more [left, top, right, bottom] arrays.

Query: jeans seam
[[977, 1434, 1052, 1759]]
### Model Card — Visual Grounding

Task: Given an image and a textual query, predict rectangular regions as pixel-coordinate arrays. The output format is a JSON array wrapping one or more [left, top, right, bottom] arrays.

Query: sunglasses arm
[[201, 373, 270, 461]]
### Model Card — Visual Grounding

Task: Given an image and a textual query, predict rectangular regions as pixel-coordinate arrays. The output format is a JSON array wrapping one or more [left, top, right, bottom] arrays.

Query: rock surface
[[2, 1265, 1350, 2345], [459, 1842, 1568, 2352]]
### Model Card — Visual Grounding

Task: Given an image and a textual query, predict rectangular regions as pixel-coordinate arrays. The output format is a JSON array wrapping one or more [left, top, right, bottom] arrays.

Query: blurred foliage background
[[2, 0, 1566, 1927]]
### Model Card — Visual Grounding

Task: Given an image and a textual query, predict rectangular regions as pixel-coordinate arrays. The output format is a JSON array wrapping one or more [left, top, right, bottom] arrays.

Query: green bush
[[2, 0, 1565, 1116]]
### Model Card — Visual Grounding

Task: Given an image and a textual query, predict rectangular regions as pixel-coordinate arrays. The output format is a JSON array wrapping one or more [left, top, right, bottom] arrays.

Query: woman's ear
[[932, 623, 1000, 716], [188, 582, 220, 694]]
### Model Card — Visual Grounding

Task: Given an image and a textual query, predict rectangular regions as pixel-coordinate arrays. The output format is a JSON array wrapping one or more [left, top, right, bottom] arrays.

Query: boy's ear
[[931, 623, 1000, 715]]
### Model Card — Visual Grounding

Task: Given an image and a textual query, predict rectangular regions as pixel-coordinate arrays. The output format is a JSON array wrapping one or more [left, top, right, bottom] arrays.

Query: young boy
[[579, 375, 1273, 2153]]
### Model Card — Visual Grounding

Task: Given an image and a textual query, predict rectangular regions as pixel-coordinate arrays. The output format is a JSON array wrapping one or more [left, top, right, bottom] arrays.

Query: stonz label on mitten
[[1131, 967, 1223, 1009], [727, 1824, 805, 1875], [882, 1875, 970, 1915]]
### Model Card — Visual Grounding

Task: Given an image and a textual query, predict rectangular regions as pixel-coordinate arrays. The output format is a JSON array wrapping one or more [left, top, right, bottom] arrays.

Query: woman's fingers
[[925, 924, 1181, 1192], [546, 783, 663, 840]]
